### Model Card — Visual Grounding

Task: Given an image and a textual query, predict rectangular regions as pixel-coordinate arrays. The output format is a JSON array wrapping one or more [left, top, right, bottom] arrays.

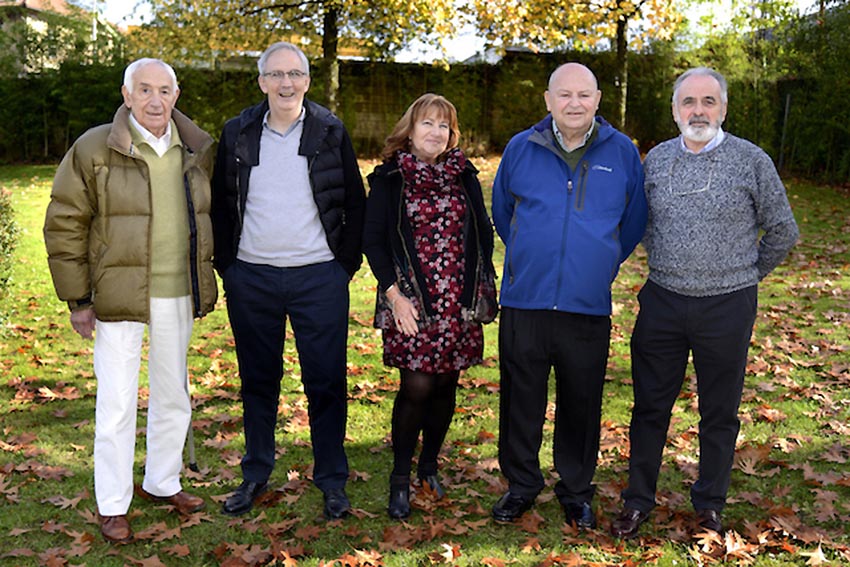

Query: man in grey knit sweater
[[611, 67, 799, 539]]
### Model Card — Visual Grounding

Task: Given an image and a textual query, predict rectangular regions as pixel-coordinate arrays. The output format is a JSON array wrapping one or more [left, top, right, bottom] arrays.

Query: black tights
[[391, 369, 460, 478]]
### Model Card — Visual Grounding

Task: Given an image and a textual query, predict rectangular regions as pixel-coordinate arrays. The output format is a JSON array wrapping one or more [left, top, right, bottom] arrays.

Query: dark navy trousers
[[224, 259, 350, 491], [623, 279, 758, 513]]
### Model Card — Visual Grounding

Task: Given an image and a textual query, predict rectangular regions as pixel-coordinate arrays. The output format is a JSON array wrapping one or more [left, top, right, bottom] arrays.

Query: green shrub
[[0, 186, 17, 302]]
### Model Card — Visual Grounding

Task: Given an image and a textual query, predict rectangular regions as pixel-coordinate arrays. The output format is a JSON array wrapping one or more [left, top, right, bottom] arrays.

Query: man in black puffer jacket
[[211, 42, 365, 520]]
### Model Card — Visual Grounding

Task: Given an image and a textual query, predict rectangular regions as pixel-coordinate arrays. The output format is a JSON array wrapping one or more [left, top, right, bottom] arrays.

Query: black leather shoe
[[563, 501, 597, 529], [492, 491, 534, 523], [610, 507, 649, 539], [418, 474, 446, 499], [323, 487, 351, 520], [388, 485, 411, 519], [696, 509, 723, 533], [222, 480, 268, 516]]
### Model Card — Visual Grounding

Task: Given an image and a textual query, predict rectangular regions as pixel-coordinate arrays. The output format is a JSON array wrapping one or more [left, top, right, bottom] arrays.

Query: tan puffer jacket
[[44, 106, 217, 322]]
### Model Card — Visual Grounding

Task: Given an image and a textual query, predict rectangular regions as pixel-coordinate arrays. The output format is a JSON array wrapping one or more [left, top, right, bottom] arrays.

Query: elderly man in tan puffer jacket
[[43, 58, 217, 544]]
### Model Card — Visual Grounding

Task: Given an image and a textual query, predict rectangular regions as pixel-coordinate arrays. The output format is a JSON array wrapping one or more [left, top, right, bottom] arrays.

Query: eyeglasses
[[262, 70, 308, 82]]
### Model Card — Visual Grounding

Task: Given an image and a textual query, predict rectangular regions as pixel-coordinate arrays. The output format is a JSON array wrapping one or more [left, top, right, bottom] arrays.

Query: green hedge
[[0, 51, 845, 182], [0, 52, 712, 159]]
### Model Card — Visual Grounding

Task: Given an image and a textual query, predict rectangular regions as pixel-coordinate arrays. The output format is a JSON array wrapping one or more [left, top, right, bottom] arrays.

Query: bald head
[[544, 62, 602, 146], [548, 63, 598, 92]]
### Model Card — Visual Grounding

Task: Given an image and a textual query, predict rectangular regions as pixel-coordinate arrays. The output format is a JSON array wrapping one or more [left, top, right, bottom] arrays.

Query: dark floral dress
[[381, 150, 484, 373]]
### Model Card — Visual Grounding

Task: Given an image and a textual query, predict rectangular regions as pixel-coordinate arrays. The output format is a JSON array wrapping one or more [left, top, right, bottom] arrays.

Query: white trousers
[[93, 296, 193, 516]]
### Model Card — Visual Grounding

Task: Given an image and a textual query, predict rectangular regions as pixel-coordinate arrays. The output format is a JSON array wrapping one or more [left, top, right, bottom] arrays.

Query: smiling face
[[672, 73, 727, 151], [259, 48, 310, 124], [409, 109, 451, 164], [121, 62, 179, 138], [544, 63, 601, 139]]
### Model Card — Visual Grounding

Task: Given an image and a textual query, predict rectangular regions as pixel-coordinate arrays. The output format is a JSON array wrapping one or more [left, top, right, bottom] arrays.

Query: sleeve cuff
[[68, 296, 92, 311]]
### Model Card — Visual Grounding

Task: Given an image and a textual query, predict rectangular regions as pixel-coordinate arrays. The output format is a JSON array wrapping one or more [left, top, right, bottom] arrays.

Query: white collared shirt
[[553, 119, 595, 153], [680, 127, 725, 155], [129, 113, 173, 157]]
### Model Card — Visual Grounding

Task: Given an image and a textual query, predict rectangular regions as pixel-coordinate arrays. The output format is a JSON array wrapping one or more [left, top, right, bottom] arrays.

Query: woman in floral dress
[[363, 93, 495, 520]]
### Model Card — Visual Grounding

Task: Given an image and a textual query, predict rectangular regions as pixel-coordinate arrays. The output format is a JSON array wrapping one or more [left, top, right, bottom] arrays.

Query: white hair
[[257, 42, 310, 76], [672, 67, 728, 106], [123, 58, 178, 93]]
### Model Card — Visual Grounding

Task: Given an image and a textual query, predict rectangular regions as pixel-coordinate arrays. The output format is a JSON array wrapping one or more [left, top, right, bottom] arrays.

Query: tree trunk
[[614, 15, 628, 132], [322, 3, 339, 114], [43, 104, 49, 159]]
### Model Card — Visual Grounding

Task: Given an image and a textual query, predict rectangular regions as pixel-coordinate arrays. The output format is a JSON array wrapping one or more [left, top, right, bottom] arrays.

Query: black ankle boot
[[418, 474, 446, 498], [387, 475, 410, 520]]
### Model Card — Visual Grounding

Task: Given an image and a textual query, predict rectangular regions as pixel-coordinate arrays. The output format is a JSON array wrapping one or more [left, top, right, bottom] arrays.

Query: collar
[[129, 112, 174, 157], [263, 107, 306, 138], [553, 118, 595, 153], [680, 127, 725, 154]]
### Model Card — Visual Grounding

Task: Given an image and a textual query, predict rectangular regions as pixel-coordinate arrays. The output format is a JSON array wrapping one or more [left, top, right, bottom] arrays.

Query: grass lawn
[[1, 160, 849, 566]]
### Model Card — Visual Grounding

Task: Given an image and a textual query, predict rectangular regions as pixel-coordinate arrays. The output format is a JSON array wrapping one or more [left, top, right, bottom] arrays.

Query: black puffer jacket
[[211, 99, 366, 277]]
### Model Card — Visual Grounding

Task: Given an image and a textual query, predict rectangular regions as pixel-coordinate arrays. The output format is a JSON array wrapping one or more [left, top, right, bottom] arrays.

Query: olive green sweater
[[131, 124, 190, 297]]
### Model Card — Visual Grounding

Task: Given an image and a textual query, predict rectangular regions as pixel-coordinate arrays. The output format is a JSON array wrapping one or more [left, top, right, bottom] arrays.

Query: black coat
[[211, 99, 366, 277], [363, 157, 495, 317]]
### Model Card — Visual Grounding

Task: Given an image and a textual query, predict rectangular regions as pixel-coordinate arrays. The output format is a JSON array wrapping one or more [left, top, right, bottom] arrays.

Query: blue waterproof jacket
[[492, 115, 647, 316]]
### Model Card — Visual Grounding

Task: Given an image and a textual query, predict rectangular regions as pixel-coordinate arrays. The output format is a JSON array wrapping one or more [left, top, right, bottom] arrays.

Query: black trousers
[[224, 259, 350, 491], [623, 280, 757, 513], [498, 307, 611, 505]]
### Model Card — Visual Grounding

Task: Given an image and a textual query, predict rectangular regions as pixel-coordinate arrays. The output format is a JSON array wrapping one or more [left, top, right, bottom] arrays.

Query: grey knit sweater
[[643, 133, 799, 297]]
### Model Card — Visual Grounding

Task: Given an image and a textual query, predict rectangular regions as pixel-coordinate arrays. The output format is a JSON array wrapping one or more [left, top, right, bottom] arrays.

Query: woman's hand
[[387, 284, 419, 336]]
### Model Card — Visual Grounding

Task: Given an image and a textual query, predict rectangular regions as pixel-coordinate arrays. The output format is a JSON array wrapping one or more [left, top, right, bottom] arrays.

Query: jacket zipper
[[140, 157, 153, 322], [183, 170, 202, 317], [508, 195, 520, 284], [235, 156, 243, 228], [576, 161, 590, 211], [233, 156, 245, 260], [395, 175, 428, 318], [553, 177, 574, 310], [463, 181, 482, 311]]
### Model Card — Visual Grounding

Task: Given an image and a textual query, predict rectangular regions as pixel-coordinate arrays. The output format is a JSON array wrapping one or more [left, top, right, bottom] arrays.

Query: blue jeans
[[224, 259, 350, 491]]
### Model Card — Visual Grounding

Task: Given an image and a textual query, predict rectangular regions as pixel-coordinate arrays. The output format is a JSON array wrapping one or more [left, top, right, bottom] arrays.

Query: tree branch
[[242, 0, 324, 16]]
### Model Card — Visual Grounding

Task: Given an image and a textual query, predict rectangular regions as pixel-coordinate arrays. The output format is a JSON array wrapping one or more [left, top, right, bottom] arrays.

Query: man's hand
[[70, 307, 96, 339]]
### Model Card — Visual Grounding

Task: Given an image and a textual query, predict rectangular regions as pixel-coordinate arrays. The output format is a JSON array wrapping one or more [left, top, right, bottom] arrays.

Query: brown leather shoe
[[100, 514, 133, 544], [610, 507, 648, 539], [136, 485, 206, 515], [696, 509, 723, 533]]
